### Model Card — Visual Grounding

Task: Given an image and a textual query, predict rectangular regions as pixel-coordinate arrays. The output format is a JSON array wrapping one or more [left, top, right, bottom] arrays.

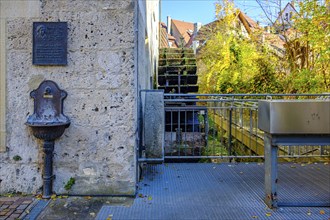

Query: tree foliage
[[288, 0, 330, 92], [197, 0, 329, 94]]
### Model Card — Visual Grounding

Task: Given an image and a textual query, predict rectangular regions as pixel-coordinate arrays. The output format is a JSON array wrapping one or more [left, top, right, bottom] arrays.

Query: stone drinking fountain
[[26, 80, 70, 198]]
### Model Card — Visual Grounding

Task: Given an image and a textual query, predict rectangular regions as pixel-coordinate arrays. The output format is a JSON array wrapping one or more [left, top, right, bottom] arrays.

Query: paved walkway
[[97, 163, 330, 220], [1, 163, 330, 219], [0, 196, 35, 220]]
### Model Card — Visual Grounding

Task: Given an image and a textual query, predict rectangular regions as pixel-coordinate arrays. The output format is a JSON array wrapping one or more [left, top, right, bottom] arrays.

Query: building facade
[[0, 0, 159, 195]]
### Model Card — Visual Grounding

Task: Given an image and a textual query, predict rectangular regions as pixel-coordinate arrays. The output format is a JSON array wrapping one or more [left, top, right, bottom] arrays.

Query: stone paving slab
[[0, 196, 34, 220], [35, 197, 133, 220]]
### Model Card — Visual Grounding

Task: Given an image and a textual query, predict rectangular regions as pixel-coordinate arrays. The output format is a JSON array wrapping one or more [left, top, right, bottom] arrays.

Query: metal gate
[[162, 94, 330, 162]]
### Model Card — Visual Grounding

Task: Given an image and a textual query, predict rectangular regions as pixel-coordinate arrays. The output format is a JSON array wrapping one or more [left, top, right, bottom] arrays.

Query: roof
[[171, 19, 194, 45], [159, 22, 178, 48], [263, 32, 285, 52], [160, 22, 168, 48], [238, 11, 261, 34], [193, 10, 261, 44], [193, 20, 220, 42]]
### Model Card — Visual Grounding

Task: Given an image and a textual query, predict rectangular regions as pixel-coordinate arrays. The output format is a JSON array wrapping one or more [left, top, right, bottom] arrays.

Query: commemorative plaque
[[33, 22, 67, 65]]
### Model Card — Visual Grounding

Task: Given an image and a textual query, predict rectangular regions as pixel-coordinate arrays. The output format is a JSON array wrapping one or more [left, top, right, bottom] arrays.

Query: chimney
[[193, 41, 200, 54], [167, 16, 172, 35], [193, 22, 202, 36]]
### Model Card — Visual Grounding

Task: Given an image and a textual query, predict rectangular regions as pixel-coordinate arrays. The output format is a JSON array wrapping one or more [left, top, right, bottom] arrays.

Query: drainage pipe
[[42, 140, 55, 199]]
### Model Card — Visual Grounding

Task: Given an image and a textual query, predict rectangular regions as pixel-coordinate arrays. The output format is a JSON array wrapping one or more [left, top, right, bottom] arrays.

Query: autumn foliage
[[197, 0, 329, 94]]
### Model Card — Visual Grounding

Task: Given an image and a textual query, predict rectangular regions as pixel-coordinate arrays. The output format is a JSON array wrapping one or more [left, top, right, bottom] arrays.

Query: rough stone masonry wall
[[0, 0, 137, 195]]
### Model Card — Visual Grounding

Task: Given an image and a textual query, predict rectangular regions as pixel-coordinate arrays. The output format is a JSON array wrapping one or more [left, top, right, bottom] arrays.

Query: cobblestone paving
[[0, 196, 34, 220]]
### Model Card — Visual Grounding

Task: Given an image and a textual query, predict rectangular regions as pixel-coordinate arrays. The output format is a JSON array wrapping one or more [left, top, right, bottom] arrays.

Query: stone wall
[[0, 0, 158, 195]]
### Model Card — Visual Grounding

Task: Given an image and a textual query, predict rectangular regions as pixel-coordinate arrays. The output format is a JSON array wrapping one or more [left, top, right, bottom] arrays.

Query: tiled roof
[[238, 11, 262, 35], [192, 11, 286, 56], [159, 22, 178, 48], [160, 22, 169, 48], [264, 32, 285, 50], [193, 10, 260, 44], [194, 20, 219, 42], [171, 19, 194, 45], [239, 12, 260, 29]]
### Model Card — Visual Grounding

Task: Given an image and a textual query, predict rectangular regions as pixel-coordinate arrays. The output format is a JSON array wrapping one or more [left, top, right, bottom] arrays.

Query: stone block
[[142, 91, 164, 160]]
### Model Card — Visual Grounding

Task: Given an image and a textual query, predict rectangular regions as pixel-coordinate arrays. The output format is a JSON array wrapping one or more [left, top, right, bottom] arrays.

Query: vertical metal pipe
[[43, 140, 55, 199], [228, 107, 233, 161]]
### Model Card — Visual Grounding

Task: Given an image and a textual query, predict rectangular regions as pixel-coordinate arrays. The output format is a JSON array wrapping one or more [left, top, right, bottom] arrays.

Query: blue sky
[[161, 0, 292, 26]]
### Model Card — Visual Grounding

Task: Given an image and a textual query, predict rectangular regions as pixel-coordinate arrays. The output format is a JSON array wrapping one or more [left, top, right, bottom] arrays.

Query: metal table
[[258, 100, 330, 208]]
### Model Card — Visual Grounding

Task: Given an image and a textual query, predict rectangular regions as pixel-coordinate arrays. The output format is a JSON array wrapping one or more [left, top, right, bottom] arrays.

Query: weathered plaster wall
[[0, 0, 142, 195], [146, 0, 160, 87], [137, 0, 159, 91]]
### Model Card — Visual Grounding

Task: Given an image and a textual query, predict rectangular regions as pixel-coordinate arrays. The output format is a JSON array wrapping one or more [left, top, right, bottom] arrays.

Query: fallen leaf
[[301, 164, 306, 167], [50, 203, 55, 207], [25, 210, 30, 214], [84, 196, 92, 200], [290, 165, 296, 168], [324, 162, 328, 165], [51, 194, 57, 200], [265, 212, 271, 217], [319, 210, 325, 215], [62, 195, 68, 198], [148, 196, 152, 201], [106, 214, 113, 220], [252, 215, 258, 218], [138, 193, 144, 198]]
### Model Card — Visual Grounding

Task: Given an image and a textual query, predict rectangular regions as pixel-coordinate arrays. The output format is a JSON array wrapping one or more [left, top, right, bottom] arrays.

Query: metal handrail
[[163, 94, 330, 161]]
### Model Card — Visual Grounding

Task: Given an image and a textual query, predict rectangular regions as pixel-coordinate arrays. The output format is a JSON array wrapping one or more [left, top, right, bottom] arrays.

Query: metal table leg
[[264, 133, 278, 208]]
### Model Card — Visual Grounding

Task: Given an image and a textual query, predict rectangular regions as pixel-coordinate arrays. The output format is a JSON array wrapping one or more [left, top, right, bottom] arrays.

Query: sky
[[161, 0, 292, 26]]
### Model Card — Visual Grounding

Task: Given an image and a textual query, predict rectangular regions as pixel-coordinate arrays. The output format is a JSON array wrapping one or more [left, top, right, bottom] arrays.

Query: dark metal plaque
[[33, 22, 68, 65]]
